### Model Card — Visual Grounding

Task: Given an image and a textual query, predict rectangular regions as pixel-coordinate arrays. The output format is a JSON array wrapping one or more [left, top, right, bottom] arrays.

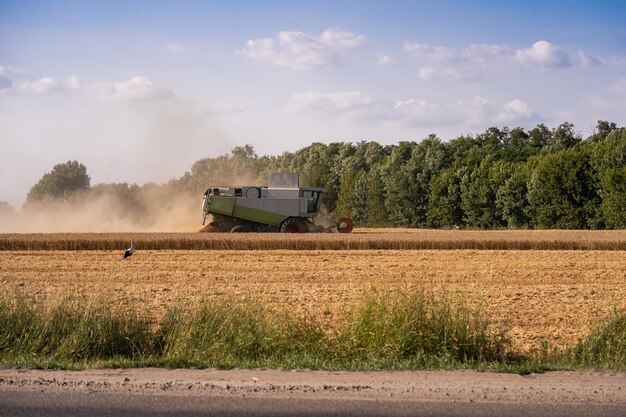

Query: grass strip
[[0, 292, 623, 372], [562, 311, 626, 369]]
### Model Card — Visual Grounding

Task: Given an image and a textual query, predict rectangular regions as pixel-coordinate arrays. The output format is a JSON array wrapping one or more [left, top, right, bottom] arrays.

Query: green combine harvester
[[201, 173, 353, 233]]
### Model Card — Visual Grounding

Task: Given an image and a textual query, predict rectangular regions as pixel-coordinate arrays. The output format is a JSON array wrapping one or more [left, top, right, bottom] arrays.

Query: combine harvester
[[201, 173, 353, 233]]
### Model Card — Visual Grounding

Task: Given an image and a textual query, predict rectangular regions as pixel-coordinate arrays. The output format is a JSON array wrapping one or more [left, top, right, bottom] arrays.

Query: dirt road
[[0, 368, 624, 416]]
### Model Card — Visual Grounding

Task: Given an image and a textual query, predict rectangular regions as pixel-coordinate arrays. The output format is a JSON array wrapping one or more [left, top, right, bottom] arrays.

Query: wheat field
[[1, 229, 626, 250], [1, 235, 624, 353]]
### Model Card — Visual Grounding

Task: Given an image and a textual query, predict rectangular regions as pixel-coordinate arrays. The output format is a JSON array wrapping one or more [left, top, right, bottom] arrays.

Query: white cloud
[[85, 76, 173, 103], [67, 74, 81, 90], [462, 44, 513, 61], [14, 73, 172, 105], [241, 28, 366, 70], [404, 42, 459, 61], [0, 65, 23, 91], [515, 41, 570, 69], [393, 97, 535, 127], [285, 90, 538, 128], [287, 91, 372, 112], [405, 40, 572, 77], [405, 42, 514, 64], [376, 54, 396, 67], [164, 43, 193, 55], [318, 29, 366, 49], [497, 99, 533, 122], [417, 66, 479, 81], [0, 64, 23, 78], [393, 98, 452, 124], [577, 50, 602, 68], [19, 75, 81, 94], [393, 97, 491, 126], [21, 77, 65, 94]]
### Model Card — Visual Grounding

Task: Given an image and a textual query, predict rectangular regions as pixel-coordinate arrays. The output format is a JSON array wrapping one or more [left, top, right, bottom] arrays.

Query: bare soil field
[[1, 246, 624, 353]]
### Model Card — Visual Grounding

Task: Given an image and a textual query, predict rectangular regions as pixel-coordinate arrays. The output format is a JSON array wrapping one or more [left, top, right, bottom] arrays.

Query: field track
[[2, 229, 626, 250]]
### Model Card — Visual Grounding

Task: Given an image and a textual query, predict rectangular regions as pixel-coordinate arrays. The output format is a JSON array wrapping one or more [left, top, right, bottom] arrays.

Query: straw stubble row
[[1, 229, 626, 251]]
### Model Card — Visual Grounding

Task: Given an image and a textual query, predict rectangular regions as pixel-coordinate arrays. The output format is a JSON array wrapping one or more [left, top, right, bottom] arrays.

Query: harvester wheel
[[230, 225, 254, 233], [280, 217, 308, 233]]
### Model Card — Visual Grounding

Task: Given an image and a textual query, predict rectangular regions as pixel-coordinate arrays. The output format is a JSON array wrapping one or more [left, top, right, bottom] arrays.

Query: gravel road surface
[[0, 368, 624, 416]]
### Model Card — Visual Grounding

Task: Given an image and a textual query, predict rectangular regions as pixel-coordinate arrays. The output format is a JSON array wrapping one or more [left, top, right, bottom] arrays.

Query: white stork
[[123, 241, 135, 259]]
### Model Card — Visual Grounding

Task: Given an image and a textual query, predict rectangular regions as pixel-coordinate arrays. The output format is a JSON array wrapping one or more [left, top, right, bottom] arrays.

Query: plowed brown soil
[[1, 248, 624, 353]]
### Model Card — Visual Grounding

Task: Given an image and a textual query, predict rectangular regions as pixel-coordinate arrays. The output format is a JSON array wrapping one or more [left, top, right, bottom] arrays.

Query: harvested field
[[1, 247, 624, 354], [1, 229, 626, 251]]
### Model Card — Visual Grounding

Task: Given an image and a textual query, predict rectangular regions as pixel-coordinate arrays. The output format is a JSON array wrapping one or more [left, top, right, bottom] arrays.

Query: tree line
[[14, 120, 626, 229]]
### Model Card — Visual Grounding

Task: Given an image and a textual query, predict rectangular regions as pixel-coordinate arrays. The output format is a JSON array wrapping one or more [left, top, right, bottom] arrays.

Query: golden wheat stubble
[[0, 248, 624, 353], [2, 229, 626, 250]]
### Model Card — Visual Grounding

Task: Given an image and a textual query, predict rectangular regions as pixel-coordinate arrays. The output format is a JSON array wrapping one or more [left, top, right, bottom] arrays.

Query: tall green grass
[[0, 295, 154, 364], [159, 301, 329, 368], [333, 293, 510, 368], [0, 292, 623, 371], [563, 311, 626, 370]]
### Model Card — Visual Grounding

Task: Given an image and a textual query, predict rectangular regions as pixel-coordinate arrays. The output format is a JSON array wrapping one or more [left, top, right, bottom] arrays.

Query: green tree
[[588, 120, 618, 143], [289, 142, 353, 213], [447, 135, 479, 161], [26, 161, 91, 204], [460, 158, 509, 229], [366, 168, 389, 226], [528, 123, 552, 149], [590, 128, 626, 228], [495, 165, 530, 228], [590, 128, 626, 172], [598, 167, 626, 229], [499, 127, 537, 162], [427, 167, 464, 228], [476, 127, 505, 153], [183, 145, 260, 194], [335, 142, 389, 225], [382, 137, 449, 227], [336, 168, 369, 224], [527, 148, 599, 229], [549, 122, 581, 150]]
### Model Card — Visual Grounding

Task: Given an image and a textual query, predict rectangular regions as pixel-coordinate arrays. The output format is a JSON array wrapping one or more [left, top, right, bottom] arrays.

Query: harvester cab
[[201, 173, 353, 233]]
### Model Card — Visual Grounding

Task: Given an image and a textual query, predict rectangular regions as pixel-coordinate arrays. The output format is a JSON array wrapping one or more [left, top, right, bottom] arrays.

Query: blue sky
[[1, 1, 625, 206]]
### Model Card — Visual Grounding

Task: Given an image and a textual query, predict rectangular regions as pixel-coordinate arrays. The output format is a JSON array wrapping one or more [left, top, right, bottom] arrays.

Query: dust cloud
[[0, 188, 204, 233], [311, 210, 338, 229], [0, 168, 279, 233]]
